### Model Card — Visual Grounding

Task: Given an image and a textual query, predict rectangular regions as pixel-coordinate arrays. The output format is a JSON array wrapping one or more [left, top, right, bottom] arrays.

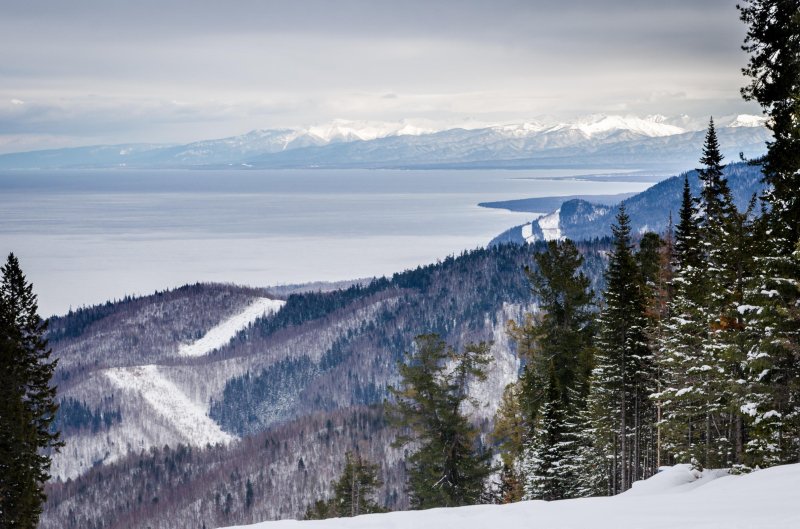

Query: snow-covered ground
[[178, 297, 285, 357], [221, 463, 800, 529], [519, 210, 562, 244], [104, 365, 235, 447], [537, 209, 562, 241]]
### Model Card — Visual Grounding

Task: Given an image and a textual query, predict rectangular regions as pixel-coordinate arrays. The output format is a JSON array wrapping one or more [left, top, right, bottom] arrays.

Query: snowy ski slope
[[104, 365, 235, 447], [178, 297, 285, 357]]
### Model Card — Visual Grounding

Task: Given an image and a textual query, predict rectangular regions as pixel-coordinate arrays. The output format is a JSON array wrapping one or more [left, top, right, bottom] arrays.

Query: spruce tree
[[502, 239, 595, 500], [389, 334, 493, 508], [507, 240, 595, 428], [0, 253, 62, 528], [657, 120, 754, 468], [740, 0, 800, 254], [738, 0, 800, 466], [587, 207, 656, 493], [491, 382, 525, 503], [656, 123, 761, 470], [656, 176, 716, 469], [521, 239, 596, 403], [521, 367, 582, 501], [332, 452, 384, 517], [637, 231, 672, 468], [304, 451, 384, 519], [697, 118, 730, 225]]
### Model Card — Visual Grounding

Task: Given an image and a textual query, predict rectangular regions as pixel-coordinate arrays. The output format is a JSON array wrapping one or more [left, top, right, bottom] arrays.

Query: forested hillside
[[42, 408, 403, 529], [492, 162, 764, 244], [41, 240, 610, 528]]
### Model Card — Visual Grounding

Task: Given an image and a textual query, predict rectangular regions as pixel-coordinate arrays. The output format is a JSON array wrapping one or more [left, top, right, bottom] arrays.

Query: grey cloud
[[0, 0, 759, 150]]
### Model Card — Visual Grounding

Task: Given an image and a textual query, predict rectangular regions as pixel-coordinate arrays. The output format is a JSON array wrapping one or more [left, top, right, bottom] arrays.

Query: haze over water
[[0, 168, 653, 316]]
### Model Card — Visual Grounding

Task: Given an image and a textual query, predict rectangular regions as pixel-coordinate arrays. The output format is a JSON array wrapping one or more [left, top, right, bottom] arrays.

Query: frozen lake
[[0, 168, 655, 316]]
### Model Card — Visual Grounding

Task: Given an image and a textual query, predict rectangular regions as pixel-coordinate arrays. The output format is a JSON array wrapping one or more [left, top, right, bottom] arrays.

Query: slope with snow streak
[[104, 365, 235, 447], [537, 209, 562, 241], [222, 463, 800, 529], [178, 297, 285, 357]]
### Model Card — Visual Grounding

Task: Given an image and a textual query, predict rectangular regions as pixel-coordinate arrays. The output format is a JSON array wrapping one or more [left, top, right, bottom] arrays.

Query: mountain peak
[[302, 119, 436, 143], [559, 114, 687, 138], [726, 114, 767, 128]]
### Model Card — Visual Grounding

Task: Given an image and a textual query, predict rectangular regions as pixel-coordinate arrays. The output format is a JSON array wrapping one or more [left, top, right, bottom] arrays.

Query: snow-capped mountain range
[[0, 114, 769, 170]]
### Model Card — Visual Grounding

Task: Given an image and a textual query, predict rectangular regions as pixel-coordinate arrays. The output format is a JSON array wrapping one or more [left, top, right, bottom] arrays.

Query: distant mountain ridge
[[490, 162, 765, 244], [0, 114, 769, 170]]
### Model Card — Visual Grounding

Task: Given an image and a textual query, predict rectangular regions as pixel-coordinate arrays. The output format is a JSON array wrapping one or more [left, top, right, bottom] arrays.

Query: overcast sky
[[0, 0, 761, 153]]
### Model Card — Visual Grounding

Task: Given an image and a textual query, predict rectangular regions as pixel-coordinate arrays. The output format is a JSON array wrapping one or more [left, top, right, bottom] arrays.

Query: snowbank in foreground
[[221, 463, 800, 529]]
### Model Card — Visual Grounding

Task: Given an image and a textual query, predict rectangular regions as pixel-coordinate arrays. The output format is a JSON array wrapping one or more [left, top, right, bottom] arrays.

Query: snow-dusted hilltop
[[543, 114, 686, 137], [221, 463, 800, 529], [0, 114, 769, 170], [490, 162, 765, 245]]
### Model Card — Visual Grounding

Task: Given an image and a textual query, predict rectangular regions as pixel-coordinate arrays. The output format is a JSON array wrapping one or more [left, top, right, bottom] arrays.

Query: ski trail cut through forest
[[178, 297, 286, 357], [104, 365, 236, 446]]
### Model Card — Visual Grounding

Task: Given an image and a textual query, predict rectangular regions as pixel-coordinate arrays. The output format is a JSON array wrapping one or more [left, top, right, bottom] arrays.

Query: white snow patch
[[304, 119, 436, 142], [463, 307, 523, 420], [494, 121, 548, 137], [521, 223, 534, 242], [222, 463, 800, 529], [104, 365, 235, 447], [727, 114, 767, 128], [623, 464, 728, 496], [549, 114, 686, 138], [737, 304, 762, 315], [741, 402, 759, 416], [178, 297, 285, 357], [537, 209, 562, 241]]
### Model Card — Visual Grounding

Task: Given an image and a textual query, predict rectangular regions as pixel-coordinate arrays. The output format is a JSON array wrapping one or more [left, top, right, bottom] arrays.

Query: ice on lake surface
[[0, 168, 654, 316]]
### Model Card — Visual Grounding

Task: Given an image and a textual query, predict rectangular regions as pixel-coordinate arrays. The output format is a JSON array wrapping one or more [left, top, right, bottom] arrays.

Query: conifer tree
[[524, 239, 596, 401], [570, 388, 606, 497], [697, 118, 731, 225], [502, 239, 595, 500], [637, 233, 664, 300], [656, 175, 717, 469], [491, 382, 525, 503], [389, 334, 493, 508], [656, 119, 754, 468], [738, 0, 800, 466], [656, 122, 761, 470], [304, 451, 385, 519], [521, 367, 578, 501], [587, 207, 656, 493], [303, 500, 337, 521], [637, 231, 672, 468], [508, 239, 596, 426], [332, 452, 384, 517], [0, 253, 62, 529], [740, 0, 800, 254]]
